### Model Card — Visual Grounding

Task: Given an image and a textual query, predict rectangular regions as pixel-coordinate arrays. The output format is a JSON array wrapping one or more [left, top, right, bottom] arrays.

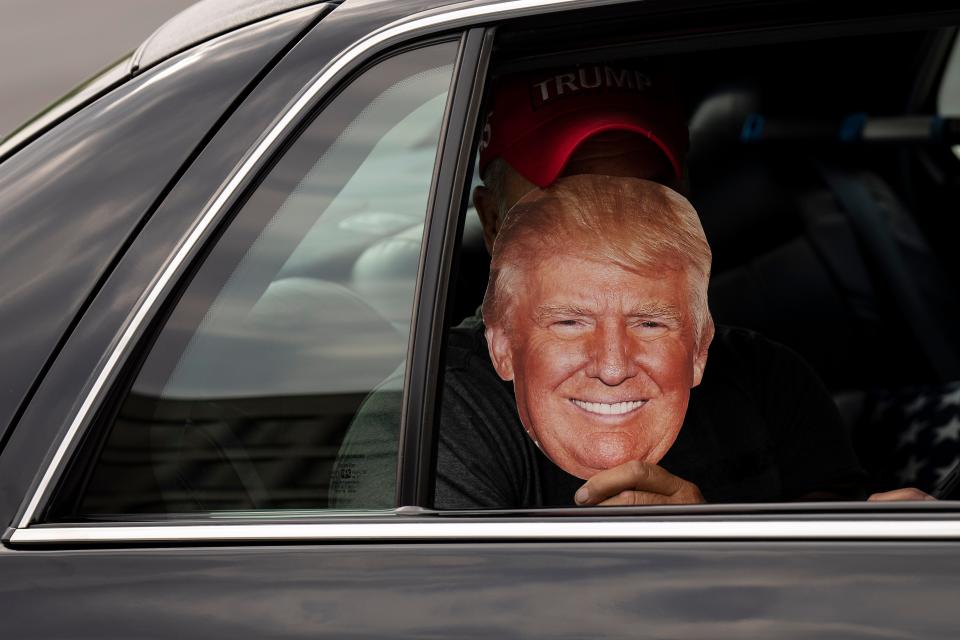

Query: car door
[[3, 1, 960, 639]]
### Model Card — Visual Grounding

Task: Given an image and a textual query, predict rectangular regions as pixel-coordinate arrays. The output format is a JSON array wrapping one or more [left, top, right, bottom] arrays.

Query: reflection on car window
[[50, 41, 458, 518]]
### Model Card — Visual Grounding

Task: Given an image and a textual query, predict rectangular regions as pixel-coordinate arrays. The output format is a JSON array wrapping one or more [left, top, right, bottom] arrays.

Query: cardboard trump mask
[[482, 175, 714, 480]]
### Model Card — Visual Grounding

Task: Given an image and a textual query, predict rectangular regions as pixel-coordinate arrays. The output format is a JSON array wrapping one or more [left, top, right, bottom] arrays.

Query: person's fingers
[[575, 461, 689, 505], [596, 490, 676, 507], [868, 487, 937, 502]]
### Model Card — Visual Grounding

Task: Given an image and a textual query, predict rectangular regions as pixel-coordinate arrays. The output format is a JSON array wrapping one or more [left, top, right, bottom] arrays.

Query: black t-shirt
[[436, 315, 867, 508]]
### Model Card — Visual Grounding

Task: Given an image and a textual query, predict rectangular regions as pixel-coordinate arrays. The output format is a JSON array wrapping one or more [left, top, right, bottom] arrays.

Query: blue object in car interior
[[839, 112, 868, 143], [740, 113, 765, 142], [931, 115, 946, 142]]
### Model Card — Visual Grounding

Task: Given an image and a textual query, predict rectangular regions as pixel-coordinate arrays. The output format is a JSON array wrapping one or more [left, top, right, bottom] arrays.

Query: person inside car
[[331, 63, 686, 507], [472, 63, 685, 252], [445, 173, 864, 505]]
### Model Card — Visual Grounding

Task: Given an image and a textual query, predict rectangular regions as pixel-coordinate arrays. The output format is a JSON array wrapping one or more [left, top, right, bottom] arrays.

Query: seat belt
[[817, 163, 960, 380]]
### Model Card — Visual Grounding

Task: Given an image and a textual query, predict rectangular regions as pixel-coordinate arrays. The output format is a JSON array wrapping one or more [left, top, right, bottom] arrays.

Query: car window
[[48, 40, 459, 519], [431, 19, 960, 510]]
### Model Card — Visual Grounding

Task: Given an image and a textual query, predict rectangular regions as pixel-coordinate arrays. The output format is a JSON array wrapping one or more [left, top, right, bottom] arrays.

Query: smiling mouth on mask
[[569, 398, 647, 416]]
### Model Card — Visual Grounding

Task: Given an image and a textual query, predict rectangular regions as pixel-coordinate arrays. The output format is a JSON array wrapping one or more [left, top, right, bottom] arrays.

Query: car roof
[[131, 0, 339, 72]]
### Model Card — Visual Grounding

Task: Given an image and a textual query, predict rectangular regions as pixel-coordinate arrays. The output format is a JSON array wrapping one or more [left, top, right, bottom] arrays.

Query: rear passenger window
[[48, 40, 458, 518], [431, 19, 960, 510]]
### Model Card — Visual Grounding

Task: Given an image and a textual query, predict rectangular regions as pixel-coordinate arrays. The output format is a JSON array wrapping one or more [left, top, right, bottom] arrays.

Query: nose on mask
[[587, 328, 637, 384]]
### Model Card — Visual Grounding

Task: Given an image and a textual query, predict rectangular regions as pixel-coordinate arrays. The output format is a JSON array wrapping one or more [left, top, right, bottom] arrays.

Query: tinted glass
[[56, 41, 457, 517]]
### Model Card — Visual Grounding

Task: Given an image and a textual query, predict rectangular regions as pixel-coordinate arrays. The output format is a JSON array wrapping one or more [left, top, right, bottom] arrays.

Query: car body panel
[[0, 55, 131, 162], [0, 7, 324, 450]]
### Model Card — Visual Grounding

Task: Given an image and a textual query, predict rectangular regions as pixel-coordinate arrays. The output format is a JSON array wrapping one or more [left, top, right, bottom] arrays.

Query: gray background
[[1, 0, 196, 139]]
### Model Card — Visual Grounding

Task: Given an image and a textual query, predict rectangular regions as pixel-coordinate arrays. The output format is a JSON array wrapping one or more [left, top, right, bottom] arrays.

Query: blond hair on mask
[[482, 174, 712, 341]]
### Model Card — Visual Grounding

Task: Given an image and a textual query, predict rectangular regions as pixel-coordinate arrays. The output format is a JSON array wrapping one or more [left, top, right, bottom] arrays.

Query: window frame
[[396, 27, 494, 508], [10, 0, 960, 548]]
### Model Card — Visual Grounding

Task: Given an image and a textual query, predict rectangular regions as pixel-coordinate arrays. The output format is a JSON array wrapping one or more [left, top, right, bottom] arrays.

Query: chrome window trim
[[16, 0, 630, 530], [10, 519, 960, 545]]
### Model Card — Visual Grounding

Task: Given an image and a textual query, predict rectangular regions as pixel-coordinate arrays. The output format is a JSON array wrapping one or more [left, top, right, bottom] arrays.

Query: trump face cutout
[[486, 254, 708, 480]]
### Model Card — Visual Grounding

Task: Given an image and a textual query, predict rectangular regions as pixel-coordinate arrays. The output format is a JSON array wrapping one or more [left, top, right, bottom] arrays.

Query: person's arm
[[434, 370, 535, 509], [868, 487, 936, 501]]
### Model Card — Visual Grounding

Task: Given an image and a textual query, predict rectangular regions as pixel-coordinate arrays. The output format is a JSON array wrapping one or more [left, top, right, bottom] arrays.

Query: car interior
[[445, 6, 960, 500]]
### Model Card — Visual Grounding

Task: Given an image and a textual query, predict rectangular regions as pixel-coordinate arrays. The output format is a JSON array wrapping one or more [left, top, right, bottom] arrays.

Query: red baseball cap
[[478, 63, 687, 187]]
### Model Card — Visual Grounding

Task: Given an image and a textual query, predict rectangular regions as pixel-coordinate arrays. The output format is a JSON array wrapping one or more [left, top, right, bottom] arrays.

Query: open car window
[[430, 12, 960, 511]]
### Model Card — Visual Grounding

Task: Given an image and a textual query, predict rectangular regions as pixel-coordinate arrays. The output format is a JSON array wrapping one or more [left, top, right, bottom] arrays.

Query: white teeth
[[571, 399, 645, 415]]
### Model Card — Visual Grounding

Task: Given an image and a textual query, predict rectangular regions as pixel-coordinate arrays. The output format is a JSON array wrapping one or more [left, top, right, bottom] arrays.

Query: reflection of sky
[[10, 544, 960, 638], [162, 278, 405, 397], [161, 80, 449, 399], [279, 94, 446, 281], [0, 21, 295, 429]]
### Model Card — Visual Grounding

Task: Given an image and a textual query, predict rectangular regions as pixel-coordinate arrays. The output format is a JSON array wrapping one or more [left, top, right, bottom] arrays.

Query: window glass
[[53, 41, 458, 518]]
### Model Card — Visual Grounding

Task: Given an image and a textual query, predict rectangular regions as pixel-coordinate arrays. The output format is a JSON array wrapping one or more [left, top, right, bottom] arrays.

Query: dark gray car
[[2, 0, 960, 637]]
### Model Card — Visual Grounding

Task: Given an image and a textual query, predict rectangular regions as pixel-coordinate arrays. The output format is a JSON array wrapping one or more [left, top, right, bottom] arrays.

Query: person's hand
[[574, 460, 705, 506], [868, 487, 937, 501]]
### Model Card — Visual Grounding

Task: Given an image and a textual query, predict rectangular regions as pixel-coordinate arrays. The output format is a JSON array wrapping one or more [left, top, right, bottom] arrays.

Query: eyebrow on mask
[[534, 303, 682, 323], [534, 304, 595, 322], [626, 303, 682, 322]]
